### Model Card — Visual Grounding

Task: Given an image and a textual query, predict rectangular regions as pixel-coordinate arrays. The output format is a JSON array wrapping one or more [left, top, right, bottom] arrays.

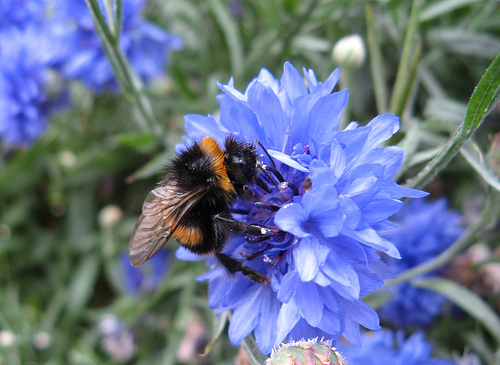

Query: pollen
[[199, 136, 235, 194]]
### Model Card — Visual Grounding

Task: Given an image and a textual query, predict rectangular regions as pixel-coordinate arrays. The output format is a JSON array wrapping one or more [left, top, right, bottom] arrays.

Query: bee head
[[224, 136, 259, 185]]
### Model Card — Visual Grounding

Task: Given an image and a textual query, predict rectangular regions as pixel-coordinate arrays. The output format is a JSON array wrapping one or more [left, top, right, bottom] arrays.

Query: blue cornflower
[[0, 27, 61, 146], [379, 198, 464, 328], [336, 329, 455, 365], [50, 0, 183, 92], [176, 61, 427, 354], [120, 249, 170, 295]]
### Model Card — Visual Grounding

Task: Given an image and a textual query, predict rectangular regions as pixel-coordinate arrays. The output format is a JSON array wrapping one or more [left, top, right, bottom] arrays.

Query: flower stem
[[241, 335, 269, 365], [84, 0, 161, 138], [338, 68, 353, 130], [389, 0, 422, 117], [365, 3, 388, 114]]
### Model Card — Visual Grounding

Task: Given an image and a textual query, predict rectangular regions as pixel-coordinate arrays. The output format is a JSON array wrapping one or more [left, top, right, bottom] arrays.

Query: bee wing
[[128, 184, 207, 267]]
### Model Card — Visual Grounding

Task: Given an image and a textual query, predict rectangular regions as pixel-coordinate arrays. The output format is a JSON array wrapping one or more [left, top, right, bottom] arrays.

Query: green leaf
[[115, 132, 157, 150], [428, 28, 500, 59], [465, 55, 500, 131], [207, 0, 244, 78], [203, 311, 230, 355], [415, 278, 500, 345], [420, 0, 483, 22], [366, 2, 388, 114], [126, 150, 172, 182], [461, 141, 500, 192], [406, 51, 500, 190], [64, 254, 101, 322], [292, 35, 331, 52], [423, 97, 467, 126], [389, 0, 422, 117]]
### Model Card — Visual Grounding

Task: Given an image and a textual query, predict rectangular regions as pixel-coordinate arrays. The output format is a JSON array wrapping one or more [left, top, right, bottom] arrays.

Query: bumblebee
[[129, 135, 279, 284]]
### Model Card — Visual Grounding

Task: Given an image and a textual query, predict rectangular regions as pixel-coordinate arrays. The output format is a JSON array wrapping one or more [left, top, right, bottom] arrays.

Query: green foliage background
[[1, 0, 500, 364]]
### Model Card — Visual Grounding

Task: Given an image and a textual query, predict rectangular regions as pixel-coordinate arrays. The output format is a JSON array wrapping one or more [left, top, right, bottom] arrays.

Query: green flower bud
[[266, 339, 347, 365]]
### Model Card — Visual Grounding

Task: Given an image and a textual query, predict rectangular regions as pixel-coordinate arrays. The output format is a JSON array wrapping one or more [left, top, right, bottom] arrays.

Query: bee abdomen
[[173, 225, 204, 248]]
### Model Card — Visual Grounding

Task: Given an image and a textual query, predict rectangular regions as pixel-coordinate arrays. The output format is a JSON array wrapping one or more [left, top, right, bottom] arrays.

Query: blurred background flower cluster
[[1, 0, 500, 364]]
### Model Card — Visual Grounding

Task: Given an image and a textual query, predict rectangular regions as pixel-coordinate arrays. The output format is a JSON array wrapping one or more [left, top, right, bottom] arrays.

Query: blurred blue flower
[[379, 198, 464, 328], [120, 249, 169, 295], [51, 0, 183, 92], [98, 314, 136, 361], [176, 61, 428, 354], [336, 330, 456, 365], [0, 26, 62, 146], [0, 0, 47, 31]]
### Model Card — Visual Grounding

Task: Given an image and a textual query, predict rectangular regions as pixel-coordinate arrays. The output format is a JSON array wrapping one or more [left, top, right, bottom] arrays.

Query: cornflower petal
[[293, 236, 329, 282], [323, 252, 360, 299], [274, 203, 310, 238], [346, 228, 400, 258], [295, 282, 323, 326]]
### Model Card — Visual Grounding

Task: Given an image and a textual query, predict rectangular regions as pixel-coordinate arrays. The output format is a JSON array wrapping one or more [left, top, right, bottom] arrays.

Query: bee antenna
[[255, 139, 276, 168]]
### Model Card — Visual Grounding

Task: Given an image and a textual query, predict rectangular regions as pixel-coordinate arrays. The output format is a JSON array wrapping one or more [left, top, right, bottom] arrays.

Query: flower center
[[230, 163, 304, 265]]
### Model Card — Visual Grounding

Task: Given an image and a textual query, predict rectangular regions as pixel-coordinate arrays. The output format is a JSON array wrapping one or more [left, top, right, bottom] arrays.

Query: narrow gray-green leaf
[[420, 0, 482, 22], [203, 311, 230, 355], [406, 51, 500, 190], [461, 141, 500, 192], [428, 28, 500, 59], [366, 2, 388, 114], [389, 0, 422, 116], [423, 97, 467, 125], [126, 150, 172, 182], [115, 132, 157, 150], [207, 0, 244, 78], [64, 254, 101, 321], [244, 30, 280, 74], [415, 278, 500, 345]]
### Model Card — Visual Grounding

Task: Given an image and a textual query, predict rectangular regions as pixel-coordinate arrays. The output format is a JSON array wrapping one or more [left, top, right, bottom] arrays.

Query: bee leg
[[261, 165, 284, 182], [255, 176, 273, 193], [233, 183, 257, 199], [245, 231, 285, 243], [214, 215, 282, 238], [216, 253, 270, 284], [254, 201, 281, 211], [258, 168, 299, 195]]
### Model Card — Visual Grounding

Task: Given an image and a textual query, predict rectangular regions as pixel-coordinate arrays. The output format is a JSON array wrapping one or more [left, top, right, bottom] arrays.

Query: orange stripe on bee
[[173, 225, 204, 247], [199, 136, 235, 194]]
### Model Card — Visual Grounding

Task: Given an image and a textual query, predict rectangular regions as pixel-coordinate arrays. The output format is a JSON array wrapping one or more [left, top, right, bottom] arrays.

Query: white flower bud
[[98, 205, 123, 229], [32, 331, 53, 350], [0, 330, 16, 347], [59, 150, 77, 168], [332, 34, 366, 69]]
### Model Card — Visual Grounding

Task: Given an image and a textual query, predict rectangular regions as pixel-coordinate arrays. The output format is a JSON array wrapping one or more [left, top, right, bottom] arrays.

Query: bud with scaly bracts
[[266, 339, 347, 365]]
